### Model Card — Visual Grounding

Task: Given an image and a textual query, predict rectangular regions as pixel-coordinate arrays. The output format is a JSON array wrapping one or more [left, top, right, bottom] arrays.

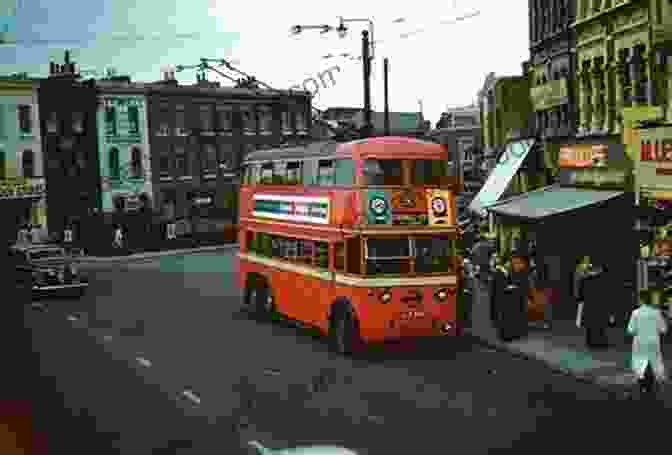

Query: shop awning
[[487, 185, 625, 221], [468, 139, 535, 216]]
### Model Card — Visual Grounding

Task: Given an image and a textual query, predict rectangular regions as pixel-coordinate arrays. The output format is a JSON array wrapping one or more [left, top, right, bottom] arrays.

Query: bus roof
[[243, 136, 443, 164]]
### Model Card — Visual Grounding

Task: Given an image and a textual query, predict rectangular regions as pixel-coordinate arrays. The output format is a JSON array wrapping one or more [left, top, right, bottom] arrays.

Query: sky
[[0, 0, 529, 126]]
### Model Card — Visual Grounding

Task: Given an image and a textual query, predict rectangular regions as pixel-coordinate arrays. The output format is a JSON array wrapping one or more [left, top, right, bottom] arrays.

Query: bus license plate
[[401, 310, 425, 320]]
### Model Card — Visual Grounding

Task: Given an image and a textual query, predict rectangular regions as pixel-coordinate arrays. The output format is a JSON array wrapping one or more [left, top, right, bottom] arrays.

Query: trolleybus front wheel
[[330, 309, 360, 356]]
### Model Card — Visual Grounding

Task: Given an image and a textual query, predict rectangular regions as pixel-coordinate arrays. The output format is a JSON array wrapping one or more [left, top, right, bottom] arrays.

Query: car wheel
[[330, 309, 360, 356]]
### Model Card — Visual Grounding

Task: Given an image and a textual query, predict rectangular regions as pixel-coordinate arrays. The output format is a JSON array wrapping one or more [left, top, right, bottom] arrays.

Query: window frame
[[198, 104, 214, 133], [130, 147, 143, 179], [22, 150, 35, 178], [105, 107, 117, 136], [215, 104, 233, 132], [108, 147, 120, 180], [317, 159, 335, 186], [242, 106, 257, 134], [174, 145, 189, 177], [18, 105, 32, 134], [127, 106, 140, 135], [202, 143, 218, 178]]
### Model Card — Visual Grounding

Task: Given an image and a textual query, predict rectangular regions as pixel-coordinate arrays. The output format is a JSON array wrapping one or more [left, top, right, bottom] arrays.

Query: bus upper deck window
[[414, 159, 449, 186], [286, 162, 301, 184], [317, 160, 335, 186], [363, 159, 402, 186]]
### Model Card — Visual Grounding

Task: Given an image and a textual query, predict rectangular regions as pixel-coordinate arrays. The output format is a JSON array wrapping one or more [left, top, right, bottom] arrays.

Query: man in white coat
[[627, 290, 668, 396]]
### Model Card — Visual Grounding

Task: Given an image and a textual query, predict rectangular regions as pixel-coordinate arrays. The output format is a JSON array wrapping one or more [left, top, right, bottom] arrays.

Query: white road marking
[[136, 357, 152, 368], [182, 389, 201, 405], [67, 315, 78, 322], [103, 335, 113, 342]]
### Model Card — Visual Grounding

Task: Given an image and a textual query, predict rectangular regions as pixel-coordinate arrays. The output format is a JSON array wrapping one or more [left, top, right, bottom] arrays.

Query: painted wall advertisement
[[559, 144, 608, 168], [253, 194, 330, 224]]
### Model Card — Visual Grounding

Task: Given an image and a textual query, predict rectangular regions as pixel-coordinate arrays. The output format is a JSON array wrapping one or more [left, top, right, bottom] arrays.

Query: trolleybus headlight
[[380, 289, 392, 303], [435, 288, 448, 302]]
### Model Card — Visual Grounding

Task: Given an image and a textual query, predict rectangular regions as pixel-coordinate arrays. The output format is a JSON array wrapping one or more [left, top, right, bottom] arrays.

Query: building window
[[199, 104, 213, 132], [130, 147, 143, 178], [202, 144, 217, 177], [175, 104, 188, 136], [157, 103, 170, 135], [45, 111, 58, 134], [22, 150, 34, 178], [281, 111, 291, 132], [76, 150, 86, 173], [242, 106, 256, 133], [159, 150, 172, 178], [296, 110, 307, 131], [218, 143, 235, 174], [0, 150, 5, 179], [128, 106, 140, 135], [215, 105, 233, 132], [71, 111, 84, 134], [175, 145, 188, 176], [18, 105, 32, 134], [109, 148, 120, 180], [161, 189, 176, 219], [105, 107, 117, 136], [257, 106, 272, 133]]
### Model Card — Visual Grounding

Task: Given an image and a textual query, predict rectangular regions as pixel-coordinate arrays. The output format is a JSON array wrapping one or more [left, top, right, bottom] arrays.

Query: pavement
[[74, 243, 240, 263], [466, 275, 672, 403]]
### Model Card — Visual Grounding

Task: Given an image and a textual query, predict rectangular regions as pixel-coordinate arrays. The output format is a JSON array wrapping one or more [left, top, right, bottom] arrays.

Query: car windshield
[[29, 249, 65, 260]]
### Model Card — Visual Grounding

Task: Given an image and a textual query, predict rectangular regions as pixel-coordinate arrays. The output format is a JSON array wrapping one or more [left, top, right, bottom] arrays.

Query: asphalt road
[[23, 250, 671, 454]]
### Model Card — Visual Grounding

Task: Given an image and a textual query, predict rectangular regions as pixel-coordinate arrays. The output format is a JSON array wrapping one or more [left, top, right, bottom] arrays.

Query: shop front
[[636, 124, 672, 318], [487, 138, 637, 329]]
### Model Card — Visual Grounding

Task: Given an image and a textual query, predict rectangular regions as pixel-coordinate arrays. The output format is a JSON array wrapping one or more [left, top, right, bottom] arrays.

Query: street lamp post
[[291, 17, 375, 138]]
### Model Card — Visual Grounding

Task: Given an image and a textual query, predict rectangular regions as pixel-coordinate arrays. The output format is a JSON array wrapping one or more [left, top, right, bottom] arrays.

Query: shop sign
[[637, 126, 672, 192], [253, 194, 330, 224], [640, 139, 672, 175], [568, 168, 627, 186], [559, 144, 608, 168], [530, 79, 568, 111], [0, 180, 46, 199]]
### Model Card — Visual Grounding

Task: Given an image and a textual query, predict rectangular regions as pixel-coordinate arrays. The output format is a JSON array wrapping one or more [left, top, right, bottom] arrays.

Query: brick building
[[37, 52, 102, 246], [146, 71, 312, 239]]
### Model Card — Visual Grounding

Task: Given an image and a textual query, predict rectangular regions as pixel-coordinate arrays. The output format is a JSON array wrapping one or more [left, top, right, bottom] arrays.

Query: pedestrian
[[580, 260, 610, 349], [25, 223, 35, 243], [63, 222, 74, 254], [472, 228, 495, 281], [17, 223, 28, 244], [113, 225, 124, 251], [490, 253, 510, 325], [627, 289, 668, 397]]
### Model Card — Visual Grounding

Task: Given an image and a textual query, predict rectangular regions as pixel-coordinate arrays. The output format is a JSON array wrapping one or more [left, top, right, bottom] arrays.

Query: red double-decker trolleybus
[[237, 136, 465, 355]]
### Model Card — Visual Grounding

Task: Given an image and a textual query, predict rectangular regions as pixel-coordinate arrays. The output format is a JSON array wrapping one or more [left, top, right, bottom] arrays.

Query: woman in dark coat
[[581, 263, 610, 348]]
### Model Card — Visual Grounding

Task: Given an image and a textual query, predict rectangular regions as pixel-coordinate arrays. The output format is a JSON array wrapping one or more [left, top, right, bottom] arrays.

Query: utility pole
[[362, 30, 372, 138], [383, 57, 390, 136]]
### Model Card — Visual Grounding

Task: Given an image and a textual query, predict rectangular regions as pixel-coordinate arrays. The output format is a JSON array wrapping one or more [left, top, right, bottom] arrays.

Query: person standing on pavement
[[490, 253, 511, 325], [113, 224, 125, 252], [581, 260, 610, 349], [628, 289, 668, 396], [472, 226, 495, 282]]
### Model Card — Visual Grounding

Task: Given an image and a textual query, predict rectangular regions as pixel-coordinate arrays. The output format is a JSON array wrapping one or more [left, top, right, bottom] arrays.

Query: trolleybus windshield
[[364, 235, 456, 276]]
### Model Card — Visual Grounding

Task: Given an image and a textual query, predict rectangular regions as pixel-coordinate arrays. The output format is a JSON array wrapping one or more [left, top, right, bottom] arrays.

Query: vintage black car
[[11, 243, 88, 297]]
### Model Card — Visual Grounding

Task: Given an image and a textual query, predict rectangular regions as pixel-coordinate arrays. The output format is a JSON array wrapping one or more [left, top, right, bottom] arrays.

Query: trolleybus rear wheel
[[248, 284, 275, 321]]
